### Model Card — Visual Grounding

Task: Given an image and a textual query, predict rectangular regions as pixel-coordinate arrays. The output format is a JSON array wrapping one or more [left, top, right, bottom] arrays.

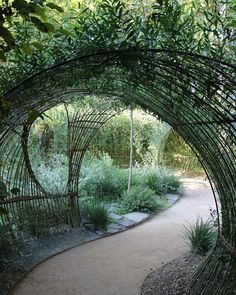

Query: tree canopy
[[0, 0, 236, 96]]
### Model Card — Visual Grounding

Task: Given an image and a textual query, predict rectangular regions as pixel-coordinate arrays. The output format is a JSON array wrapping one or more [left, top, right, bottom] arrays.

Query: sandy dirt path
[[10, 178, 216, 295]]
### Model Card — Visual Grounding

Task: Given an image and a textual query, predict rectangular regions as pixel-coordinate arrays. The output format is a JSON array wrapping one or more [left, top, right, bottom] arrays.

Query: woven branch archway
[[0, 101, 121, 232], [0, 49, 236, 294]]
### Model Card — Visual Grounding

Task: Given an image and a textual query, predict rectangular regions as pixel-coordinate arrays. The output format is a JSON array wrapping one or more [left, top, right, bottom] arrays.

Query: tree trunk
[[128, 106, 134, 191]]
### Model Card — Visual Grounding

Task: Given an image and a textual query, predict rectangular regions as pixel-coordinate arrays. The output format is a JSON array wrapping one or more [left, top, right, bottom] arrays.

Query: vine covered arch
[[0, 49, 236, 294]]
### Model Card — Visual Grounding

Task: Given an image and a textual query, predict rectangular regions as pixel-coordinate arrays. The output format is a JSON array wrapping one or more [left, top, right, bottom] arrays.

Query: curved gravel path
[[9, 178, 216, 295]]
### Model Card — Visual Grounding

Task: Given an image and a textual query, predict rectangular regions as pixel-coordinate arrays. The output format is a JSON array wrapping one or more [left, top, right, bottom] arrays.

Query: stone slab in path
[[109, 213, 123, 221], [167, 194, 180, 206], [106, 223, 125, 234], [115, 218, 136, 227], [122, 212, 149, 223]]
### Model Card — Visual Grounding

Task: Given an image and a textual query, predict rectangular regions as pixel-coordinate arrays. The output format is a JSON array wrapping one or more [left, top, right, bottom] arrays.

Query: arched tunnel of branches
[[0, 49, 236, 294]]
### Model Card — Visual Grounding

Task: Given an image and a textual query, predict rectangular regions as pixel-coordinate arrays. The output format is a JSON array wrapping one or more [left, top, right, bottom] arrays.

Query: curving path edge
[[9, 178, 215, 295]]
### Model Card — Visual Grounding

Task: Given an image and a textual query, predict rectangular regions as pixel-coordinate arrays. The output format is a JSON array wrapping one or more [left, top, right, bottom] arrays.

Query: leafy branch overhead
[[0, 0, 236, 94], [0, 0, 64, 58]]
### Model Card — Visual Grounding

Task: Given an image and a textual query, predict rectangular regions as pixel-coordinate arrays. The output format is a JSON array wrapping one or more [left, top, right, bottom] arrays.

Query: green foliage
[[17, 204, 51, 238], [90, 110, 170, 166], [0, 179, 8, 200], [0, 179, 9, 217], [144, 173, 181, 195], [79, 153, 181, 200], [1, 0, 235, 94], [16, 200, 78, 238], [163, 130, 204, 175], [90, 113, 131, 165], [0, 96, 12, 117], [0, 206, 8, 215], [0, 0, 63, 57], [184, 218, 217, 255], [119, 185, 160, 213], [32, 154, 68, 194], [29, 104, 69, 156], [81, 199, 110, 230], [162, 175, 181, 192], [30, 104, 171, 169], [0, 223, 17, 253], [135, 166, 181, 195], [79, 153, 127, 199]]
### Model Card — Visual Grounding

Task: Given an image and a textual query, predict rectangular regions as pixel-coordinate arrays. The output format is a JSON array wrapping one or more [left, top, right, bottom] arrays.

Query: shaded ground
[[8, 178, 215, 295], [0, 229, 98, 295], [141, 254, 203, 295]]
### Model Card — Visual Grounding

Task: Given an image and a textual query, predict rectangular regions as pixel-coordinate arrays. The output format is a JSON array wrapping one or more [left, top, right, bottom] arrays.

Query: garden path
[[9, 178, 215, 295]]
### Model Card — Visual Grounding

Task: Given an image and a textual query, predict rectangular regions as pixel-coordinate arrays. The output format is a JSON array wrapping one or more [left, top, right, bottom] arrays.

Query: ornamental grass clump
[[184, 218, 217, 255], [82, 199, 110, 230]]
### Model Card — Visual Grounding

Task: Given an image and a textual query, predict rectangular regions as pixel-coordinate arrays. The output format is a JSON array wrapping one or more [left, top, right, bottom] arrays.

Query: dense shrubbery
[[1, 0, 234, 97], [90, 111, 170, 166], [119, 186, 160, 214], [79, 154, 181, 201], [29, 106, 171, 168], [142, 172, 181, 195], [79, 153, 127, 199], [26, 147, 182, 232], [33, 154, 68, 194]]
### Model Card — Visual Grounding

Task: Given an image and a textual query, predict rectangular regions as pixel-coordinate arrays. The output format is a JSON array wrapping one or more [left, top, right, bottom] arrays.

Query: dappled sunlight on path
[[10, 178, 215, 295]]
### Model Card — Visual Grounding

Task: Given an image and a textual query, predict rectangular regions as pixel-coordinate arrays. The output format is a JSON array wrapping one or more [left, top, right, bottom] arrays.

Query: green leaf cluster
[[1, 0, 235, 94], [0, 0, 64, 59], [120, 185, 159, 213]]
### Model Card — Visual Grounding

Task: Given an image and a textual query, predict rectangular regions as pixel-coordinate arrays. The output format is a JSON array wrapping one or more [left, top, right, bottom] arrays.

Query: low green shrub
[[143, 172, 181, 195], [184, 218, 217, 255], [81, 199, 110, 230], [158, 195, 169, 209], [119, 185, 160, 213], [161, 174, 181, 193]]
